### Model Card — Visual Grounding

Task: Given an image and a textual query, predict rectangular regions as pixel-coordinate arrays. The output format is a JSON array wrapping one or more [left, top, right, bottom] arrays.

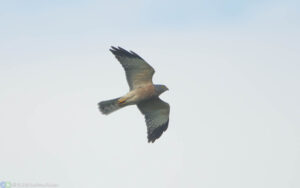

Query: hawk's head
[[154, 84, 169, 95]]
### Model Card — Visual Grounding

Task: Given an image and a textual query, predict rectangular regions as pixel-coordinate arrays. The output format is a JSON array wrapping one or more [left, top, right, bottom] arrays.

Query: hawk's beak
[[166, 86, 169, 91]]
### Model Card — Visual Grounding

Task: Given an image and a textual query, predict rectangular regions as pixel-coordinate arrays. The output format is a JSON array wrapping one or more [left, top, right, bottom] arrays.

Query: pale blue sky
[[1, 1, 299, 188], [1, 0, 299, 37]]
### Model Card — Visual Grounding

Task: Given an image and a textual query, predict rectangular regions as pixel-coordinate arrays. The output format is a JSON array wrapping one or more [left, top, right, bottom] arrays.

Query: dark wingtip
[[109, 46, 143, 60], [147, 120, 169, 143]]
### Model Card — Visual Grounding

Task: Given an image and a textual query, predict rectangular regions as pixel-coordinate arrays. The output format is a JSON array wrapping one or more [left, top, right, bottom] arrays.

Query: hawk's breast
[[133, 84, 156, 103]]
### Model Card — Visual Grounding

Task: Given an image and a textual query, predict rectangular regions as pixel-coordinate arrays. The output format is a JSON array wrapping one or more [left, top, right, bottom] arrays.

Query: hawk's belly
[[124, 85, 156, 105]]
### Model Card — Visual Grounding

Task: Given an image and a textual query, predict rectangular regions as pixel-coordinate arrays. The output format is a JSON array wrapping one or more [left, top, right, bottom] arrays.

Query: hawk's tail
[[98, 97, 124, 115]]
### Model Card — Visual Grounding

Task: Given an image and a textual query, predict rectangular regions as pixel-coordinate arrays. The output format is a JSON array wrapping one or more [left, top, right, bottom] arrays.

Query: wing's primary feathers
[[110, 46, 144, 60], [138, 97, 170, 143], [110, 46, 155, 90]]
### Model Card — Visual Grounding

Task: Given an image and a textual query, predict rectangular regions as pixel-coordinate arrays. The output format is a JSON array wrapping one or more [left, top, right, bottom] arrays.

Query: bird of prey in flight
[[98, 46, 170, 143]]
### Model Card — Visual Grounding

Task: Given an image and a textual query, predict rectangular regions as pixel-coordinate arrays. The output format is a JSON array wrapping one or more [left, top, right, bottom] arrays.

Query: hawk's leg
[[118, 91, 136, 104], [118, 97, 127, 104]]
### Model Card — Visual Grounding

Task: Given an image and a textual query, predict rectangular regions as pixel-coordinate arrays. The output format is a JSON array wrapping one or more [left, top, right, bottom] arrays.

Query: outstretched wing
[[137, 97, 170, 143], [110, 46, 155, 90]]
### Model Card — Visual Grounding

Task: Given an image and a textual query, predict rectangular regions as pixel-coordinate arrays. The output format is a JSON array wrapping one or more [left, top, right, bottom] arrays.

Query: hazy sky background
[[0, 0, 299, 187]]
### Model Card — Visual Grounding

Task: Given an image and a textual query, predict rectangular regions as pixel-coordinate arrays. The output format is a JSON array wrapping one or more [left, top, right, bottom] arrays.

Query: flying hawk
[[98, 46, 170, 143]]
